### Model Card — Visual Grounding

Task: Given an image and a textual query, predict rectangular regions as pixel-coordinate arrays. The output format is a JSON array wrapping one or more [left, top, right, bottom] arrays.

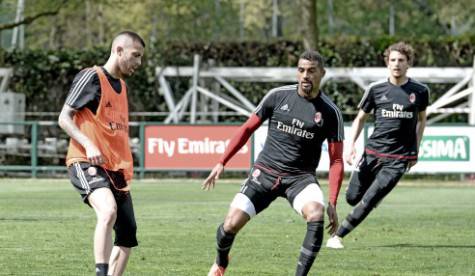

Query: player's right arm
[[201, 113, 262, 190], [202, 89, 277, 190], [346, 84, 374, 165], [58, 68, 104, 165], [345, 110, 369, 165], [58, 105, 104, 165]]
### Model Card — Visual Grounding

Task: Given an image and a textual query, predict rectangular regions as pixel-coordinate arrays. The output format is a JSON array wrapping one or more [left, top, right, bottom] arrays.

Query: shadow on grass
[[0, 217, 42, 221], [0, 217, 76, 221], [375, 243, 475, 249]]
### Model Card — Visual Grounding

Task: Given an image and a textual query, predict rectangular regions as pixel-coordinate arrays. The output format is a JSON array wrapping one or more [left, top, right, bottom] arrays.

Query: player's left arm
[[328, 141, 344, 205], [325, 101, 345, 234], [416, 110, 427, 148], [326, 141, 344, 234], [409, 86, 430, 170], [408, 110, 427, 169]]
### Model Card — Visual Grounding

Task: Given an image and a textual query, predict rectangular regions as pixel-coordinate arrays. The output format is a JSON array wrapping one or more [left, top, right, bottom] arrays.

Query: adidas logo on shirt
[[105, 101, 112, 108], [280, 104, 290, 112]]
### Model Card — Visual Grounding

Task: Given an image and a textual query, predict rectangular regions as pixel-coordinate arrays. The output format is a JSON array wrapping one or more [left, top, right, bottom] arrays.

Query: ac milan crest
[[314, 112, 323, 126], [409, 93, 416, 103], [252, 169, 261, 178]]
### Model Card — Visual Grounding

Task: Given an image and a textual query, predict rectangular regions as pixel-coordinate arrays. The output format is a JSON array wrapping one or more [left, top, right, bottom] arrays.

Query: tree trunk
[[299, 0, 318, 50], [272, 0, 283, 37]]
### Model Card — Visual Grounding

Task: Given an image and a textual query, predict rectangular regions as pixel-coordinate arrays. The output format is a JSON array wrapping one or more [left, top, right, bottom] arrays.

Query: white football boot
[[326, 235, 344, 249]]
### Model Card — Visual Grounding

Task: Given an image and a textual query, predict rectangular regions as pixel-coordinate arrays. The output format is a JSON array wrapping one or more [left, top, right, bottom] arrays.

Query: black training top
[[254, 84, 344, 174], [65, 67, 123, 114], [359, 78, 429, 159]]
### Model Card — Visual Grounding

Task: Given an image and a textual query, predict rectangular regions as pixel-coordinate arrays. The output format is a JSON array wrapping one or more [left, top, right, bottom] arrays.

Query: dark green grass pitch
[[0, 178, 474, 275]]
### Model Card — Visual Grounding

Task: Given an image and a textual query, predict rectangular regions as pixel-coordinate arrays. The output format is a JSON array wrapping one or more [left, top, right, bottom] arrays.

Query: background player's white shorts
[[230, 183, 324, 217]]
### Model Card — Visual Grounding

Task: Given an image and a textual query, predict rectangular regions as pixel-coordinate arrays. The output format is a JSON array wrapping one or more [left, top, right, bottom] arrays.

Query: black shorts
[[68, 162, 138, 248], [346, 153, 408, 207], [239, 165, 320, 215]]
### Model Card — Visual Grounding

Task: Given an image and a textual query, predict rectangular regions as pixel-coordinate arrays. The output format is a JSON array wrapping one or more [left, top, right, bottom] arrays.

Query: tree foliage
[[0, 0, 66, 30], [1, 1, 475, 124], [2, 0, 474, 51], [2, 36, 475, 123]]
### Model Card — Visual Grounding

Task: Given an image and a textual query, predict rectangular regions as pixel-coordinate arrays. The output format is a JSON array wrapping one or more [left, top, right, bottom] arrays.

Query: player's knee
[[346, 192, 360, 206], [223, 218, 242, 234], [221, 222, 235, 234], [98, 206, 117, 226], [302, 202, 324, 222], [116, 229, 137, 248], [223, 214, 248, 234], [114, 218, 137, 248]]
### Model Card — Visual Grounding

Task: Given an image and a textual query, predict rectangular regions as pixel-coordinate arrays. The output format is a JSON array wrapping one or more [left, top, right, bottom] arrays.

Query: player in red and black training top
[[203, 50, 345, 276], [326, 42, 429, 249]]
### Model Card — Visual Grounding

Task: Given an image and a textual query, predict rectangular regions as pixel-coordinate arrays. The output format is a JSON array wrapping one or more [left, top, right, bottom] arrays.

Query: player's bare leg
[[208, 207, 250, 276], [89, 188, 118, 276], [108, 246, 131, 276], [296, 202, 325, 276]]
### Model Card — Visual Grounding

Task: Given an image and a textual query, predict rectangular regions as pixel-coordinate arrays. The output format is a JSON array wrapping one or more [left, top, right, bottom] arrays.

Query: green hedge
[[2, 36, 475, 121]]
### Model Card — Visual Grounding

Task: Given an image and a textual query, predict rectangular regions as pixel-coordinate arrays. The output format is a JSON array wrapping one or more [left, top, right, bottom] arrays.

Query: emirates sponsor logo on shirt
[[109, 121, 128, 131], [381, 103, 413, 119], [276, 118, 315, 139]]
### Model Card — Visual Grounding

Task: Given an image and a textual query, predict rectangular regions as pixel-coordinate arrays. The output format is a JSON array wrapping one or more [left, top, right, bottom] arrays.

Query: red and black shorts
[[236, 164, 322, 216]]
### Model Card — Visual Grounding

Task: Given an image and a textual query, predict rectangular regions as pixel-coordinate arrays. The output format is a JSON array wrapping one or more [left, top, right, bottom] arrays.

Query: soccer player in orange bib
[[58, 31, 144, 276]]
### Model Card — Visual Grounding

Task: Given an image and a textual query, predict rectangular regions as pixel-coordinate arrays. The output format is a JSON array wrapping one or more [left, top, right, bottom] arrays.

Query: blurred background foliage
[[2, 0, 475, 48], [0, 0, 474, 122]]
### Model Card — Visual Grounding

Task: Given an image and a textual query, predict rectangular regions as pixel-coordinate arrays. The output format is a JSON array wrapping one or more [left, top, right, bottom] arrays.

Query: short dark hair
[[299, 50, 325, 69], [384, 42, 414, 65], [116, 31, 146, 48]]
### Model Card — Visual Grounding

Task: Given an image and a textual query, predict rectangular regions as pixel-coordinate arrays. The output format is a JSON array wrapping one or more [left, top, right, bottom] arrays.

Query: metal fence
[[0, 121, 146, 178]]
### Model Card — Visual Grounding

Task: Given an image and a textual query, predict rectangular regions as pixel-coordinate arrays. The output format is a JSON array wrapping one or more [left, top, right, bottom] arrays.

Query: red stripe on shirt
[[365, 148, 417, 160]]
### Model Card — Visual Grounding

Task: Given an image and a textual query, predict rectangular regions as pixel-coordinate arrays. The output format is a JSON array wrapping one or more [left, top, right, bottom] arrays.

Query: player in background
[[58, 31, 144, 276], [203, 50, 345, 276], [326, 42, 429, 249]]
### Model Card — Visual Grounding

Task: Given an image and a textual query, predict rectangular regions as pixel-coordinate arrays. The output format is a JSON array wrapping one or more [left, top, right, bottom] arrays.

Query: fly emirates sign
[[145, 125, 251, 170]]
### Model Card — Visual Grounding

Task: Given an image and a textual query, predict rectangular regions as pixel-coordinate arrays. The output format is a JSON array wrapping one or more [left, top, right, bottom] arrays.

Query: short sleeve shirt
[[359, 78, 429, 158], [65, 67, 123, 114], [254, 84, 344, 174]]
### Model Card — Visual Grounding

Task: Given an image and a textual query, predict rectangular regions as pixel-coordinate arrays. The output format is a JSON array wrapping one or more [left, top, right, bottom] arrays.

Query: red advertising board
[[145, 125, 251, 170]]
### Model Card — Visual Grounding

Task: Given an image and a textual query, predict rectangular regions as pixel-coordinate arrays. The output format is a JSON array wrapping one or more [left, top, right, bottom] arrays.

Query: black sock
[[215, 223, 235, 268], [295, 221, 324, 276], [95, 263, 108, 276], [336, 219, 352, 238], [337, 200, 374, 238]]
